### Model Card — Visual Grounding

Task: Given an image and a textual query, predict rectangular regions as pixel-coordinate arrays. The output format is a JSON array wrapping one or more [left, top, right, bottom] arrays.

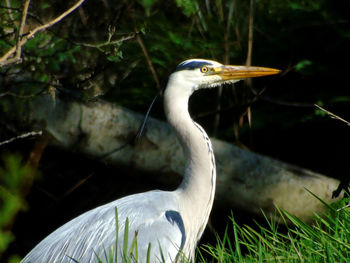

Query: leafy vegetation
[[0, 154, 33, 262]]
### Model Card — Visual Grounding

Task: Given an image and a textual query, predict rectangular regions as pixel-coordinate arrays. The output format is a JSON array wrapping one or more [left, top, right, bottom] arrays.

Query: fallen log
[[21, 95, 342, 221]]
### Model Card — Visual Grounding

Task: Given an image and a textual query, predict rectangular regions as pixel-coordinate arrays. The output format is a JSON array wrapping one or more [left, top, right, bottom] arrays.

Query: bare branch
[[136, 33, 161, 90], [77, 32, 138, 50], [314, 104, 350, 126], [244, 0, 254, 90], [0, 131, 43, 147], [15, 0, 30, 60], [245, 0, 254, 67], [4, 0, 15, 21], [249, 86, 315, 108], [0, 87, 46, 98], [213, 0, 235, 137], [0, 0, 86, 67], [337, 203, 350, 212]]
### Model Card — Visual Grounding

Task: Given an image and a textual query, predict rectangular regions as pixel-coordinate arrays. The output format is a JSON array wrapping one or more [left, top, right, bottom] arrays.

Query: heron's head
[[167, 59, 280, 95]]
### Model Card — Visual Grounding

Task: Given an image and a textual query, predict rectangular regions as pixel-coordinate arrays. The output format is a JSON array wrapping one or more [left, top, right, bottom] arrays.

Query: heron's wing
[[21, 190, 185, 263], [112, 192, 186, 263]]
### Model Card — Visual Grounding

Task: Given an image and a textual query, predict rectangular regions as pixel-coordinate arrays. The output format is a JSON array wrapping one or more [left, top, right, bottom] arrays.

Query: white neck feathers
[[163, 76, 216, 248]]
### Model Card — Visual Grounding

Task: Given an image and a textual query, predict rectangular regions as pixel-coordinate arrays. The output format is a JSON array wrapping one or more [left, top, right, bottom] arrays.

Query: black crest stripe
[[175, 61, 213, 72]]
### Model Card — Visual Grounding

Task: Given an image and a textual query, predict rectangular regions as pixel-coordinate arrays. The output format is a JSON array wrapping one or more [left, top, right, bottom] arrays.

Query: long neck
[[163, 80, 216, 243]]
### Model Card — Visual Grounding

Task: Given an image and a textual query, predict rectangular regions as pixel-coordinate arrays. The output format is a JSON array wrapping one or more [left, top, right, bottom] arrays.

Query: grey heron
[[21, 59, 279, 263]]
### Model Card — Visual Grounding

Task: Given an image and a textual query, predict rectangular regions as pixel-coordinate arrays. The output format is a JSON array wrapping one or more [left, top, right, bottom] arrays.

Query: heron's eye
[[200, 66, 209, 73]]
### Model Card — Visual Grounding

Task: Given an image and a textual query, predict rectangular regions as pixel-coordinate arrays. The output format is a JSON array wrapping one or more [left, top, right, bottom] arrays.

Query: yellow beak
[[213, 65, 280, 80]]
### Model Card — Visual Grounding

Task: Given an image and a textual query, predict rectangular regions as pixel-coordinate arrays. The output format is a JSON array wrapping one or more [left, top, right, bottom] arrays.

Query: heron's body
[[22, 191, 187, 262], [21, 59, 279, 263]]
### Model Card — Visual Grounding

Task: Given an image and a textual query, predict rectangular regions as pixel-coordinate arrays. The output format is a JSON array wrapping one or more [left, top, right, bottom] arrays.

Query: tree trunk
[[19, 95, 342, 222]]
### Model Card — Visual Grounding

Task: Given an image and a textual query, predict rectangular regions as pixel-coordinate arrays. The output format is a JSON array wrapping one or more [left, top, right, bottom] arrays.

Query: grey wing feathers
[[21, 190, 185, 263]]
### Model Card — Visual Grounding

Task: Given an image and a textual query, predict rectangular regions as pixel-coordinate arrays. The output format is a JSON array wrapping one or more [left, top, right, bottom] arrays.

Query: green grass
[[199, 196, 350, 263], [89, 208, 157, 263], [38, 194, 350, 263], [97, 194, 350, 263]]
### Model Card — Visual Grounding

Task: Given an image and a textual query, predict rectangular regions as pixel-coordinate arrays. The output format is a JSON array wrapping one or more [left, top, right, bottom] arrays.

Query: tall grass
[[76, 195, 350, 262], [199, 196, 350, 262]]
